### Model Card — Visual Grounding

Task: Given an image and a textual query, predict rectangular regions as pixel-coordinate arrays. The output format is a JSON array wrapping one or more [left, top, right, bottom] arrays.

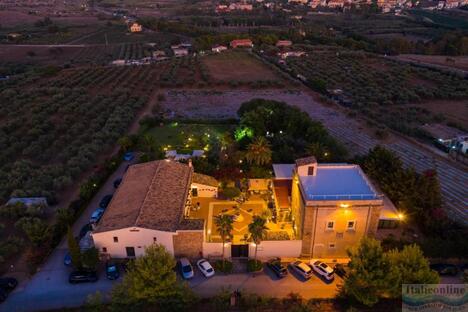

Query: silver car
[[290, 261, 313, 280], [179, 258, 194, 279]]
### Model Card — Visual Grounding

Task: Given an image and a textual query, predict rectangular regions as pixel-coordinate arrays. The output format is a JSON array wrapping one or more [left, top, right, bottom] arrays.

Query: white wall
[[249, 240, 302, 259], [191, 183, 218, 198], [203, 242, 231, 258], [92, 227, 176, 258]]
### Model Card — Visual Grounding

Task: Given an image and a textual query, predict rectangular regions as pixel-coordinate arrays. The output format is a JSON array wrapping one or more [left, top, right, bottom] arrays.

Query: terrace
[[188, 192, 295, 245]]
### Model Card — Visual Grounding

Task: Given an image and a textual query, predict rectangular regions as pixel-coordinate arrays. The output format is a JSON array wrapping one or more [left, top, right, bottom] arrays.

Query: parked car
[[123, 152, 135, 161], [267, 257, 288, 278], [106, 262, 120, 280], [79, 223, 93, 240], [0, 289, 7, 303], [69, 271, 98, 284], [290, 261, 313, 280], [430, 263, 459, 276], [179, 258, 194, 279], [113, 178, 122, 188], [0, 277, 18, 292], [99, 194, 113, 209], [90, 208, 105, 223], [333, 263, 348, 279], [197, 259, 215, 278], [311, 260, 334, 281], [64, 252, 72, 266]]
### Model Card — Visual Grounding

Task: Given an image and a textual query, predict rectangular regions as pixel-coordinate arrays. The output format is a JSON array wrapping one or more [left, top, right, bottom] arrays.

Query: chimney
[[188, 158, 193, 169]]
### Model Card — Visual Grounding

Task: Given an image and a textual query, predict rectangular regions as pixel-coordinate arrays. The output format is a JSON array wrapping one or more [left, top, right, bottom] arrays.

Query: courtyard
[[189, 193, 295, 245]]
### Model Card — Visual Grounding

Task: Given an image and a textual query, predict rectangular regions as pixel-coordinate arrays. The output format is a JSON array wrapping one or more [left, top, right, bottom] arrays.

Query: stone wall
[[173, 231, 203, 258]]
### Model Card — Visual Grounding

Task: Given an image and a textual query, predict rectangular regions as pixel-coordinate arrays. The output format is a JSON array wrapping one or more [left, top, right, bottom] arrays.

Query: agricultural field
[[282, 47, 468, 136], [396, 54, 468, 72], [202, 50, 286, 83]]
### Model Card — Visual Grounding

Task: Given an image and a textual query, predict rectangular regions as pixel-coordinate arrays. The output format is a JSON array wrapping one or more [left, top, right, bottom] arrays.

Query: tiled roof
[[295, 156, 317, 167], [94, 160, 203, 233], [192, 173, 218, 187]]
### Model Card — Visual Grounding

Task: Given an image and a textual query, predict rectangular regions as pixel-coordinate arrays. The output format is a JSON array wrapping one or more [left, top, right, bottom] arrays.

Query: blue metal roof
[[299, 165, 379, 201]]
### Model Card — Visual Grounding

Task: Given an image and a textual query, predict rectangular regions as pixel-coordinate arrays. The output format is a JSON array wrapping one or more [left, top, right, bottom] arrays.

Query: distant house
[[215, 4, 230, 13], [153, 50, 166, 58], [276, 40, 292, 47], [229, 3, 253, 10], [111, 60, 126, 66], [278, 51, 306, 59], [129, 22, 142, 33], [212, 45, 228, 53], [230, 39, 253, 48], [288, 0, 308, 4], [172, 47, 189, 57]]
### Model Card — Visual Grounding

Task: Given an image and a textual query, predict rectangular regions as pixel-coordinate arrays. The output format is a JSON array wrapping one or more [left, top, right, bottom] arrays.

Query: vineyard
[[69, 43, 157, 65], [285, 47, 468, 135]]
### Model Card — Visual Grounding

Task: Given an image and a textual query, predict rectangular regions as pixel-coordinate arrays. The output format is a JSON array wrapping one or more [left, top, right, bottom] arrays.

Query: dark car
[[69, 271, 98, 284], [79, 223, 93, 240], [0, 277, 18, 292], [106, 262, 120, 280], [334, 264, 348, 279], [430, 263, 459, 276], [113, 178, 122, 189], [99, 194, 113, 209], [0, 288, 7, 303], [267, 258, 288, 278]]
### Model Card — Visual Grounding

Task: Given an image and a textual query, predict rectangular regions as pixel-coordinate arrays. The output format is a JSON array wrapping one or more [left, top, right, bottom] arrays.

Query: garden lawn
[[143, 123, 234, 154]]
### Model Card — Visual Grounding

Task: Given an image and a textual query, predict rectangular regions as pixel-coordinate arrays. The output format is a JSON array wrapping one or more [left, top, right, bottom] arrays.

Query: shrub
[[221, 187, 241, 200], [247, 259, 263, 272], [214, 260, 233, 274]]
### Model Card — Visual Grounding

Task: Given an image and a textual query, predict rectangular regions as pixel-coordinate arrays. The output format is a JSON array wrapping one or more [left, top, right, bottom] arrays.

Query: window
[[308, 166, 315, 176], [126, 247, 136, 258], [153, 237, 157, 243], [328, 243, 336, 249], [113, 236, 118, 243], [326, 221, 335, 230], [347, 220, 356, 231], [102, 247, 107, 253]]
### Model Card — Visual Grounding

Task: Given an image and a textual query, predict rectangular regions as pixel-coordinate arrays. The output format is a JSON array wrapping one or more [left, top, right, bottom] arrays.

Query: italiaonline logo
[[402, 284, 467, 312]]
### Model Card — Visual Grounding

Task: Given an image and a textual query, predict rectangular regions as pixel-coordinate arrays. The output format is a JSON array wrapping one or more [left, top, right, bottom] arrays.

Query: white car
[[310, 260, 335, 281], [197, 259, 215, 277]]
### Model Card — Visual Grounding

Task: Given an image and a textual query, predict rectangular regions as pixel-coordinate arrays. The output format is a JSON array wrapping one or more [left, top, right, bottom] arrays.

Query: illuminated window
[[326, 221, 335, 230], [347, 220, 356, 230]]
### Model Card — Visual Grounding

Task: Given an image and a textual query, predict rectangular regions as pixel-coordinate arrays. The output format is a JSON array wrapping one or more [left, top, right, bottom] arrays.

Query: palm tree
[[245, 137, 272, 166], [141, 134, 157, 154], [248, 216, 268, 263], [214, 214, 234, 260]]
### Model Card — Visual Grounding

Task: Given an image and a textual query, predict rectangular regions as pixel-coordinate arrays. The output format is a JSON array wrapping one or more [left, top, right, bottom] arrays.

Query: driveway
[[0, 159, 135, 312], [188, 262, 341, 299]]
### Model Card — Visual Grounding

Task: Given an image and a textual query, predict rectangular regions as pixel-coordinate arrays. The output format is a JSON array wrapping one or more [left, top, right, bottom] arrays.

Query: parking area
[[185, 260, 342, 299]]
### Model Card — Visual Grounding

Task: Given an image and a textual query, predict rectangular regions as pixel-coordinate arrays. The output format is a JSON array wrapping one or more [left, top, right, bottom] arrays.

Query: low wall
[[203, 242, 231, 258], [249, 240, 302, 259]]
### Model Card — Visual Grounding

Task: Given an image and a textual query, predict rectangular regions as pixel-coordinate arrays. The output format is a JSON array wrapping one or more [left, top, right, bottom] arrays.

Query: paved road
[[0, 159, 134, 312]]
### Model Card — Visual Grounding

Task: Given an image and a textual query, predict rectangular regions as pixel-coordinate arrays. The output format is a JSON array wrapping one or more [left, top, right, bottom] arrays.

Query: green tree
[[248, 216, 268, 263], [214, 214, 233, 260], [15, 217, 51, 247], [82, 247, 99, 270], [67, 226, 82, 269], [344, 237, 398, 307], [111, 244, 196, 311], [245, 136, 272, 166], [118, 135, 132, 152], [387, 244, 439, 297]]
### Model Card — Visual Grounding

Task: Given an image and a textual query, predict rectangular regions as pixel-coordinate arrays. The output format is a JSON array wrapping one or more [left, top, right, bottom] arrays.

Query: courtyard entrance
[[231, 244, 249, 258]]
